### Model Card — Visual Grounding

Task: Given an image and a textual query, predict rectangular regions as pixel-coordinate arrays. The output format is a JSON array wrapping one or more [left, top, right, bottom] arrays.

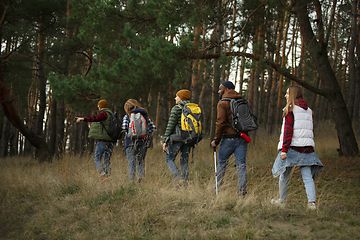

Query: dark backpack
[[221, 98, 258, 132], [101, 111, 122, 141]]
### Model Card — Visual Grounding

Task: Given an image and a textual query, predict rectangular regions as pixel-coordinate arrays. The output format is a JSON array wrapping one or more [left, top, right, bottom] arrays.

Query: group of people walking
[[75, 82, 323, 210]]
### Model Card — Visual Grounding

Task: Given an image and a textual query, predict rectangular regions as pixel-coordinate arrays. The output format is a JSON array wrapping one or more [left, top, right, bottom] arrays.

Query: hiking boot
[[174, 179, 188, 189], [271, 199, 286, 208], [181, 180, 188, 188], [307, 202, 316, 210], [101, 174, 109, 182], [238, 189, 247, 198]]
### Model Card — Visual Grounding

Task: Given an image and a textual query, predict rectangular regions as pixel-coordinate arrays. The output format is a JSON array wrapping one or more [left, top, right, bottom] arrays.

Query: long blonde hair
[[283, 86, 302, 117], [124, 99, 145, 115]]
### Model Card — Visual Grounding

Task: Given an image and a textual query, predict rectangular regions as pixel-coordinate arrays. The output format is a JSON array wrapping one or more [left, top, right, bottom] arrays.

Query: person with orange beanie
[[75, 99, 115, 181], [163, 89, 192, 187]]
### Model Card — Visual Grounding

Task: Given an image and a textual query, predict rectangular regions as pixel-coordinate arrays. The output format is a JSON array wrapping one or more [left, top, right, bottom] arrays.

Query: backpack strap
[[100, 110, 111, 134]]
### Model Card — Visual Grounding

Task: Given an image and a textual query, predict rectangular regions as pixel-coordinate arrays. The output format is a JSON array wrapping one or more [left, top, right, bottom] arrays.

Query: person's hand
[[211, 140, 217, 148], [280, 152, 287, 160], [75, 117, 84, 123], [162, 142, 168, 152]]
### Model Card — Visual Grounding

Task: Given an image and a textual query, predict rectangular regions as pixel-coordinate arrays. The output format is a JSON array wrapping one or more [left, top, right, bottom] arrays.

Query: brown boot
[[101, 174, 109, 182]]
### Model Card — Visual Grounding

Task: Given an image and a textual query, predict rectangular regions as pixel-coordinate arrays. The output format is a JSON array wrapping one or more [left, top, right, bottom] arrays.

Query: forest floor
[[0, 122, 359, 239]]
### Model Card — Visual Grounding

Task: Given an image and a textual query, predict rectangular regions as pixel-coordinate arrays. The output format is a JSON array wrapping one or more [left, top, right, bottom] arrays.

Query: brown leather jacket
[[213, 89, 242, 145]]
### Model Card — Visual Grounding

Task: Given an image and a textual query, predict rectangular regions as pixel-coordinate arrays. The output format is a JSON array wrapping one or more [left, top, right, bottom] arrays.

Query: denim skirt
[[272, 148, 323, 179]]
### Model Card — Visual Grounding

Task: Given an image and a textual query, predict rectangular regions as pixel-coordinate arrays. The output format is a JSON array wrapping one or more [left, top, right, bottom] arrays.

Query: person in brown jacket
[[211, 81, 249, 196]]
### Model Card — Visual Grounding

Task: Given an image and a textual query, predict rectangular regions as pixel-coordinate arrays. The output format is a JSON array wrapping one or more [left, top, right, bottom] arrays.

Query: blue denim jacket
[[272, 148, 323, 179]]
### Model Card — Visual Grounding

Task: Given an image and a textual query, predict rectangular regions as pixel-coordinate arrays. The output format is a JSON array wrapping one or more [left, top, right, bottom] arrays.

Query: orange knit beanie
[[176, 89, 191, 101], [98, 99, 108, 109]]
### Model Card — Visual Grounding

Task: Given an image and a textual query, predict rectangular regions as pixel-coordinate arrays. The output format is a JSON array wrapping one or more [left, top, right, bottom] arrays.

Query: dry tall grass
[[0, 121, 359, 239]]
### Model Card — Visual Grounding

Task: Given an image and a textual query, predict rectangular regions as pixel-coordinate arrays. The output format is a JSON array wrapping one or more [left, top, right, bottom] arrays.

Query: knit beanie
[[98, 99, 108, 109], [176, 89, 191, 101], [221, 81, 235, 89]]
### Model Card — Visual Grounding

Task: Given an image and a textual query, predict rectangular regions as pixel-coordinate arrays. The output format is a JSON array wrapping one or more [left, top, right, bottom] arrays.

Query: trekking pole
[[213, 147, 218, 195]]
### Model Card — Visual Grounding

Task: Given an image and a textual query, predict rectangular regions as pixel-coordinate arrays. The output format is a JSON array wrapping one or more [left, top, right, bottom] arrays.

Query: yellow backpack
[[178, 103, 203, 146]]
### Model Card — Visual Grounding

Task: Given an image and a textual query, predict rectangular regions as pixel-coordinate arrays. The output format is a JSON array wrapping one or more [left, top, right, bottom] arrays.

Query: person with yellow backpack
[[163, 89, 202, 187]]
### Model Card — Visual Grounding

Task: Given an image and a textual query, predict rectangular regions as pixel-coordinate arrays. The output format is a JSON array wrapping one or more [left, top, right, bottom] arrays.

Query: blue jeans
[[165, 142, 191, 182], [94, 141, 114, 176], [279, 166, 316, 202], [216, 138, 248, 193], [126, 144, 148, 181]]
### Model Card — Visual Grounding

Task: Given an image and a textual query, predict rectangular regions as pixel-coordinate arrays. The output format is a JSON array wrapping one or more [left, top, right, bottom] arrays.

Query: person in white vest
[[271, 86, 323, 210]]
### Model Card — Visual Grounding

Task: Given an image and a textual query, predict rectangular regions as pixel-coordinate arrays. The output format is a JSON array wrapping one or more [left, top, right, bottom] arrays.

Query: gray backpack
[[126, 112, 148, 139]]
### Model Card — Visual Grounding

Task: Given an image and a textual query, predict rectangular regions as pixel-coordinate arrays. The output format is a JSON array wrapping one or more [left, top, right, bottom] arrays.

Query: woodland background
[[0, 0, 360, 161]]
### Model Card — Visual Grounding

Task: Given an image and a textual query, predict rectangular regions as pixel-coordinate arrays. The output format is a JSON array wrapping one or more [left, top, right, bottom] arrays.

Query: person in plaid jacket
[[122, 99, 156, 183], [75, 99, 114, 182]]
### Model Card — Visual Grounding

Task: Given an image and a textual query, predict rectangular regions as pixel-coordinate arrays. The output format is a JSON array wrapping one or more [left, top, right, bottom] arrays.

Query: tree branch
[[0, 0, 12, 29], [77, 51, 93, 76], [201, 3, 265, 52], [313, 0, 325, 45], [189, 51, 328, 97]]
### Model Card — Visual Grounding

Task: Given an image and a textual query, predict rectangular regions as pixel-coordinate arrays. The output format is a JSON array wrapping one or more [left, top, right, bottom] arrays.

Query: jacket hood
[[222, 89, 242, 99], [178, 100, 191, 106], [132, 107, 147, 116], [295, 98, 308, 110], [98, 107, 112, 114]]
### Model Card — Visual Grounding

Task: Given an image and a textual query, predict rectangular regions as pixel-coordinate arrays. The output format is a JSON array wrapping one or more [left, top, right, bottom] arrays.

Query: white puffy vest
[[277, 105, 315, 150]]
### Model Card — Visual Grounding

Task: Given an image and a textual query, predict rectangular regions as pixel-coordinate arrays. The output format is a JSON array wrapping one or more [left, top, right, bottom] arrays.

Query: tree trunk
[[226, 0, 237, 78], [211, 55, 221, 140], [252, 21, 265, 116], [264, 21, 277, 128], [79, 115, 88, 155], [156, 82, 169, 136], [248, 65, 254, 107], [347, 0, 357, 121], [56, 98, 66, 157], [277, 11, 291, 121], [49, 98, 57, 155], [356, 14, 360, 137], [310, 75, 320, 113], [55, 0, 73, 157], [351, 0, 360, 131], [168, 84, 174, 116], [268, 13, 284, 134], [210, 0, 222, 141], [238, 58, 244, 94], [294, 0, 359, 156], [10, 127, 18, 156], [0, 116, 10, 158], [191, 25, 201, 103], [34, 21, 47, 161]]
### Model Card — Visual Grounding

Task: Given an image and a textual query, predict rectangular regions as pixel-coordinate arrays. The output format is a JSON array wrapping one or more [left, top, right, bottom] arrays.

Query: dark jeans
[[165, 142, 191, 182], [216, 138, 248, 192]]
